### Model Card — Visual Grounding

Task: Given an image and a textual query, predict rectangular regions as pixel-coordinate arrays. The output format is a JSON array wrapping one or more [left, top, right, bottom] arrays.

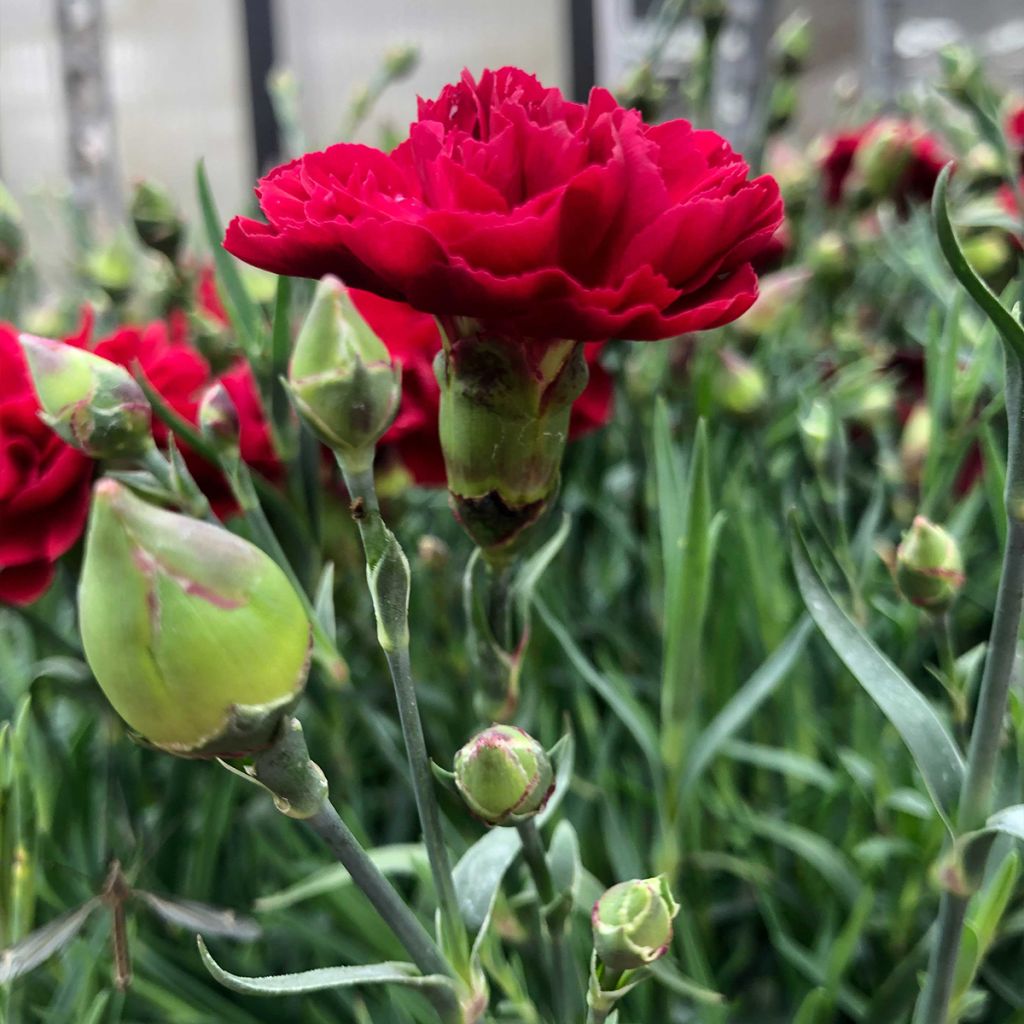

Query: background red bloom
[[821, 119, 947, 207], [351, 290, 614, 486], [0, 325, 93, 605], [67, 309, 281, 516], [226, 67, 781, 342]]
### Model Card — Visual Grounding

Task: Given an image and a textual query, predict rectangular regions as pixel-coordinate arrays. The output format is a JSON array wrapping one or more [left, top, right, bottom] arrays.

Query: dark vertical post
[[570, 0, 597, 101], [54, 0, 121, 236], [241, 0, 280, 175]]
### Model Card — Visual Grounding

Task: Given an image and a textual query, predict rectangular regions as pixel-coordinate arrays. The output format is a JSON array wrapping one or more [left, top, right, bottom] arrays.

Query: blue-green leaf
[[789, 515, 964, 825], [197, 938, 452, 997]]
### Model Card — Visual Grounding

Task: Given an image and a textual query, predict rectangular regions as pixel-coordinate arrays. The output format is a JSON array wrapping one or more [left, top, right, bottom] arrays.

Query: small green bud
[[383, 44, 419, 80], [712, 349, 767, 417], [19, 334, 154, 459], [767, 80, 798, 134], [773, 12, 811, 74], [198, 381, 241, 456], [799, 398, 833, 468], [592, 876, 680, 971], [0, 181, 25, 276], [79, 479, 311, 755], [939, 44, 983, 103], [854, 120, 914, 201], [130, 180, 185, 261], [963, 231, 1012, 280], [895, 516, 965, 612], [83, 232, 136, 304], [808, 230, 851, 289], [900, 403, 932, 486], [734, 267, 809, 338], [288, 275, 401, 469], [453, 725, 553, 826]]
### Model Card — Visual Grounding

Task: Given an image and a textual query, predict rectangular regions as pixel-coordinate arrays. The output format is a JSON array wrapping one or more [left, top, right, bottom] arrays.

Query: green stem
[[338, 456, 472, 980], [251, 723, 461, 1024], [585, 965, 624, 1024], [140, 446, 215, 522], [916, 352, 1024, 1023], [516, 820, 573, 1024], [225, 458, 347, 683]]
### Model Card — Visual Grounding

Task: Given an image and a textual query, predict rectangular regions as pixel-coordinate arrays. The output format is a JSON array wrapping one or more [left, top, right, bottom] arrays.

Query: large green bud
[[453, 725, 554, 826], [895, 515, 965, 613], [287, 275, 401, 471], [79, 479, 311, 755], [592, 876, 679, 971], [130, 180, 185, 262], [438, 325, 587, 558], [19, 334, 154, 460], [0, 181, 25, 276]]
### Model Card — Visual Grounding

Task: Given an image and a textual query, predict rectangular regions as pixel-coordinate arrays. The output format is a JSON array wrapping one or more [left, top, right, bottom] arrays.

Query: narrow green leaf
[[313, 563, 337, 638], [789, 515, 964, 825], [793, 988, 831, 1024], [197, 938, 452, 997], [535, 597, 660, 772], [254, 844, 428, 913], [648, 959, 725, 1005], [678, 616, 813, 805], [195, 160, 266, 358], [932, 163, 1024, 362]]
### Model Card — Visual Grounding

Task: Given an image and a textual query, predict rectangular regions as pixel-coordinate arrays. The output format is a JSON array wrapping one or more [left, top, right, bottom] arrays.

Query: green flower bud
[[767, 80, 798, 134], [808, 231, 851, 289], [83, 233, 136, 304], [964, 231, 1012, 280], [0, 181, 25, 276], [453, 725, 554, 826], [79, 478, 311, 755], [712, 349, 767, 417], [592, 876, 679, 971], [799, 398, 833, 468], [734, 267, 809, 338], [130, 180, 185, 261], [288, 275, 401, 470], [895, 516, 965, 612], [198, 381, 241, 456], [384, 44, 419, 80], [900, 403, 932, 486], [773, 12, 811, 74], [854, 120, 914, 201], [939, 44, 983, 103], [19, 334, 154, 459]]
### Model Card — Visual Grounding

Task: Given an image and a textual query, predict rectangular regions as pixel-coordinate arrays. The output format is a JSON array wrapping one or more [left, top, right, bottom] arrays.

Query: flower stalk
[[515, 819, 573, 1023], [915, 343, 1024, 1023], [336, 456, 472, 982], [251, 719, 462, 1024]]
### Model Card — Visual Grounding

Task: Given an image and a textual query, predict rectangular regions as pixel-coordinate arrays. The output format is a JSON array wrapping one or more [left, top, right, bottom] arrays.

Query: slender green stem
[[250, 723, 461, 1024], [585, 965, 624, 1024], [516, 820, 573, 1024], [916, 352, 1024, 1023], [305, 804, 456, 984], [140, 446, 215, 522], [338, 456, 471, 979], [225, 458, 347, 682]]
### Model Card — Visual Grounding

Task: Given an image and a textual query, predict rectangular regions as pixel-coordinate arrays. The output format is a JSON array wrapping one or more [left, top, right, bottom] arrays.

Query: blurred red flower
[[821, 119, 947, 208], [67, 308, 281, 516], [225, 67, 781, 342], [350, 290, 613, 486], [0, 325, 93, 605], [1008, 104, 1024, 169]]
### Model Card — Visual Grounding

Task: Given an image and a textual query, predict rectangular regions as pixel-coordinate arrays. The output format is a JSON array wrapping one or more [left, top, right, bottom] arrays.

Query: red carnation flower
[[821, 119, 947, 208], [0, 324, 93, 605], [1008, 105, 1024, 171], [226, 67, 782, 342], [350, 290, 614, 486], [67, 309, 281, 516]]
